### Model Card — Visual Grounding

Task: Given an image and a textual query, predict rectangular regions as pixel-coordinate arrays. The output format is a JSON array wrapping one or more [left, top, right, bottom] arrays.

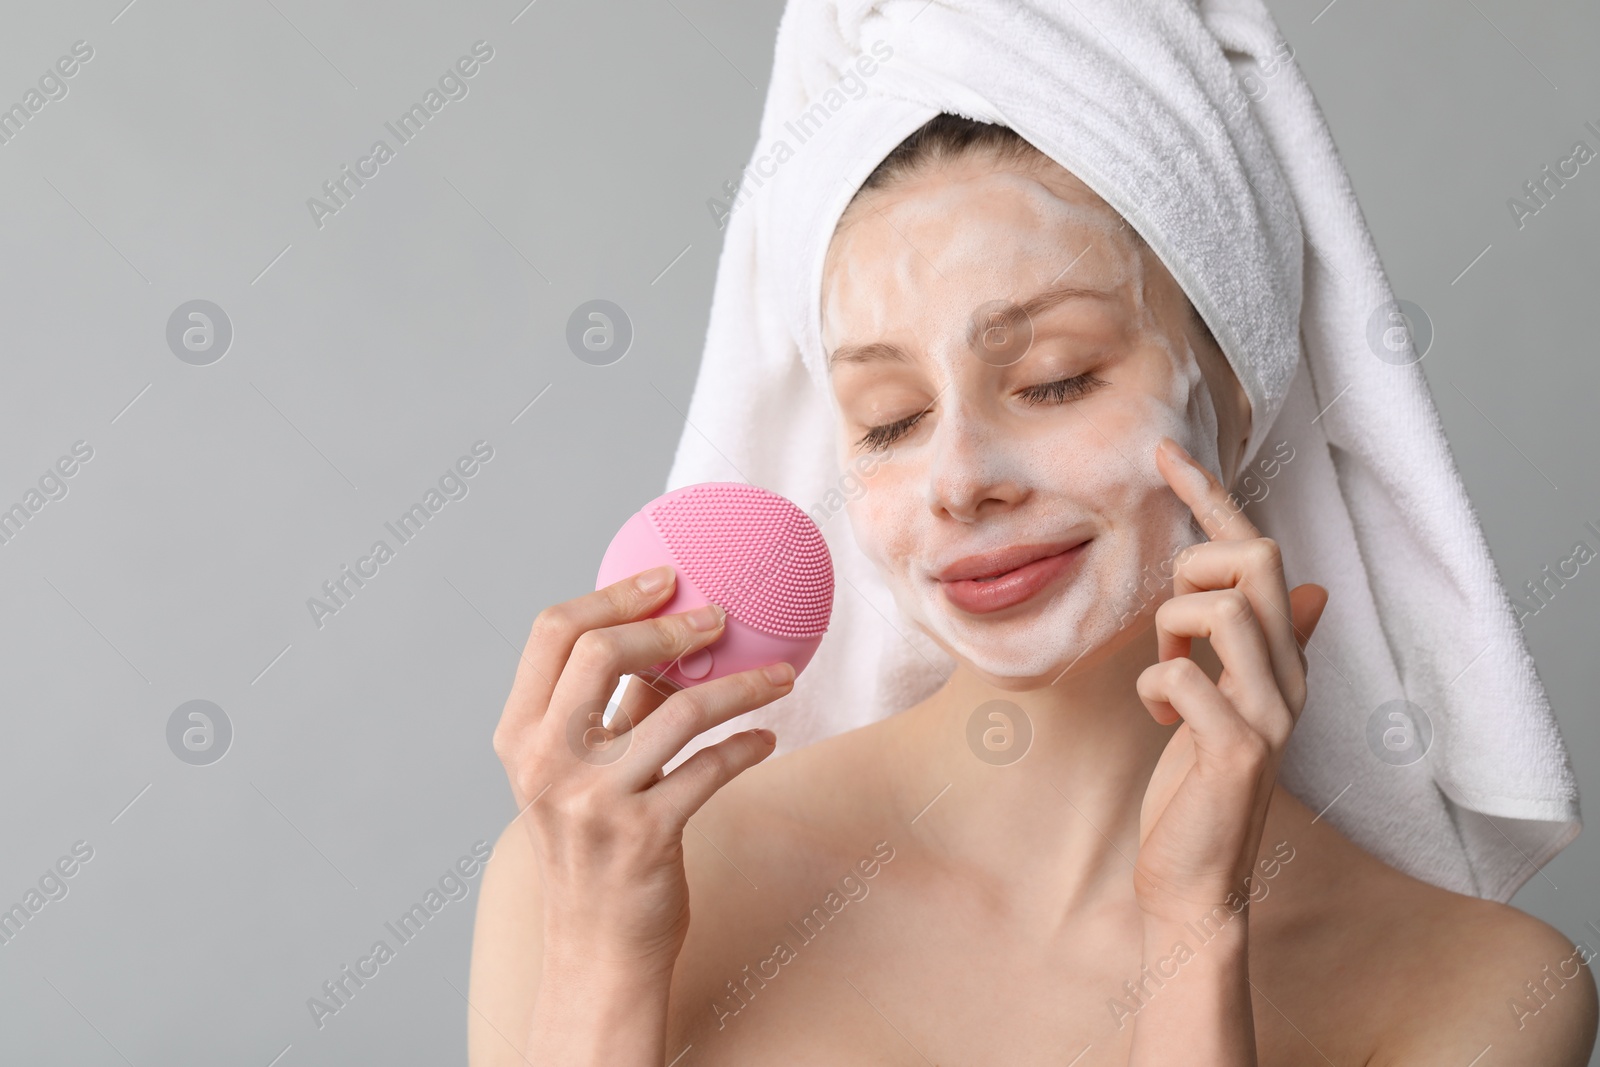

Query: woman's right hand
[[491, 562, 795, 984]]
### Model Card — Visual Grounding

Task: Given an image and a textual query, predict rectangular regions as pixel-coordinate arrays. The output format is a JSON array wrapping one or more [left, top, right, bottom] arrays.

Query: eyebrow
[[825, 284, 1117, 370]]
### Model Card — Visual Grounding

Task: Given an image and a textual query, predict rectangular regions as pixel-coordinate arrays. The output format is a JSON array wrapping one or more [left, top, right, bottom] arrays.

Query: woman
[[467, 112, 1593, 1062], [466, 112, 1596, 1063]]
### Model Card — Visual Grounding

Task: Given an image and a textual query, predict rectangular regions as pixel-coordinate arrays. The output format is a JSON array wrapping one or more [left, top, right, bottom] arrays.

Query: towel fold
[[661, 0, 1581, 903]]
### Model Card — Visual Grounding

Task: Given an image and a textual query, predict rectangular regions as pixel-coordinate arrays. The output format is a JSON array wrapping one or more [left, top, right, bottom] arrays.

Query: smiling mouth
[[936, 540, 1091, 614]]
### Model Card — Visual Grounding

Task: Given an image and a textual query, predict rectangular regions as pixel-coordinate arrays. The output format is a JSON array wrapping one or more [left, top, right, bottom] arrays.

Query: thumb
[[1288, 584, 1329, 651]]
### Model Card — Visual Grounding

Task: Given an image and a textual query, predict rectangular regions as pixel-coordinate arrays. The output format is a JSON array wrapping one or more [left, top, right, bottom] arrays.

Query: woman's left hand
[[1132, 436, 1328, 924]]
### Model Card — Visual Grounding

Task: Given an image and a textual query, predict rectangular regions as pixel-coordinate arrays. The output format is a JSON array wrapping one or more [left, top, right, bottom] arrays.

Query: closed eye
[[857, 398, 935, 454], [1020, 372, 1108, 406], [854, 372, 1109, 453]]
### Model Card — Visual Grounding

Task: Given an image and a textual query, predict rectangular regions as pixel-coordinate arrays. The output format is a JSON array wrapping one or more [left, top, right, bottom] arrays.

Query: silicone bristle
[[646, 484, 833, 637]]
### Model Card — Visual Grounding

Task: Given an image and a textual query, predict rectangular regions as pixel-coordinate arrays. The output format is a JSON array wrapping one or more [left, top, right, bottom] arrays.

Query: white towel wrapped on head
[[662, 0, 1581, 903]]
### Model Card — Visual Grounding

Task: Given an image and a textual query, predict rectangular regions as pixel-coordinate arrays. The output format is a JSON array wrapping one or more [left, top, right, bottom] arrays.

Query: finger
[[605, 670, 681, 736], [1136, 657, 1260, 763], [1155, 436, 1261, 542], [1183, 580, 1326, 724], [1288, 584, 1329, 651], [1170, 538, 1297, 705], [573, 670, 681, 760], [650, 727, 779, 824], [625, 663, 796, 786], [539, 601, 731, 762], [1287, 583, 1329, 680], [1154, 589, 1285, 738], [500, 565, 679, 740]]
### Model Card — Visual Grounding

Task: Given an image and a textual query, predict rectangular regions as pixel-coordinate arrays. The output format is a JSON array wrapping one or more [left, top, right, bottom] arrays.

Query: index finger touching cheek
[[1155, 436, 1261, 542]]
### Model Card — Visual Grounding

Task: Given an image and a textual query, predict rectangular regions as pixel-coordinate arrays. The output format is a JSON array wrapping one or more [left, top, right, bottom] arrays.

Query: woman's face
[[821, 152, 1244, 686]]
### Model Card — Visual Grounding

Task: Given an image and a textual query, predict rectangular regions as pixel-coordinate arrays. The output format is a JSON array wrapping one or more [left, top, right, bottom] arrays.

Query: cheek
[[1081, 394, 1193, 546], [1105, 338, 1221, 499], [1100, 349, 1219, 590], [1177, 343, 1222, 479], [842, 455, 920, 573]]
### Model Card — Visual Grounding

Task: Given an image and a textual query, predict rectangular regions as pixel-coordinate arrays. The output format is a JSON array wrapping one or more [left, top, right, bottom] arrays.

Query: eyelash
[[855, 372, 1109, 453]]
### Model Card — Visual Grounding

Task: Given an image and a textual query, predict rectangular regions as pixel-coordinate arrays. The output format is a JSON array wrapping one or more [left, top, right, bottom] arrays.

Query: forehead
[[857, 151, 1110, 217], [821, 155, 1146, 343]]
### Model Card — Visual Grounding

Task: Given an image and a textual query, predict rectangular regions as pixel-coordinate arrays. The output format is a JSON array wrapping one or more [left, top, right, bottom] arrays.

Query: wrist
[[1142, 905, 1248, 946], [1134, 868, 1258, 928], [541, 946, 678, 991], [542, 912, 684, 985], [530, 956, 673, 1066]]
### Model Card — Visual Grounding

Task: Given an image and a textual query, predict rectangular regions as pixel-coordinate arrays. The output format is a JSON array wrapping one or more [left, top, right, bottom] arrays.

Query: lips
[[934, 539, 1087, 582], [934, 539, 1090, 614]]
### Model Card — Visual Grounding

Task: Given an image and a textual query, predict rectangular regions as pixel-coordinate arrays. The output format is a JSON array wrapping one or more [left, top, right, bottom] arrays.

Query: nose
[[923, 399, 1028, 524]]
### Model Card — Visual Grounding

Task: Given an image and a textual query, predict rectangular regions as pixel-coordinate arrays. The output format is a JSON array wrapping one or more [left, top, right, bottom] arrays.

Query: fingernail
[[636, 565, 673, 594], [686, 603, 725, 631], [752, 728, 776, 744], [1159, 436, 1190, 461], [762, 662, 794, 686]]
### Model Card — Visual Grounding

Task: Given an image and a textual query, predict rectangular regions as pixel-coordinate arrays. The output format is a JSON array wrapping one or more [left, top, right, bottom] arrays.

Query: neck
[[885, 619, 1217, 918]]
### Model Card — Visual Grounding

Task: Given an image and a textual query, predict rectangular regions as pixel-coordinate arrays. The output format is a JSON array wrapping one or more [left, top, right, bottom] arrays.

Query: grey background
[[0, 0, 1594, 1063]]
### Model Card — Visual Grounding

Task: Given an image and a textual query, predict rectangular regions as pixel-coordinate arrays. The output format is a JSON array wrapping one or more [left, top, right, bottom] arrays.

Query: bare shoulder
[[1369, 884, 1598, 1067], [1259, 791, 1595, 1066], [688, 711, 897, 848], [681, 715, 898, 897], [670, 718, 900, 979], [1235, 789, 1595, 1067]]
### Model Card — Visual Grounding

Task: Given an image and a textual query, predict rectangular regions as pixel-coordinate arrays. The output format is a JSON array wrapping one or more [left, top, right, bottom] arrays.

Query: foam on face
[[822, 160, 1225, 684]]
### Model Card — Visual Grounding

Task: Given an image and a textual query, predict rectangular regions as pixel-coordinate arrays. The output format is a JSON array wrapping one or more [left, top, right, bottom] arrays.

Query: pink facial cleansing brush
[[595, 482, 834, 690]]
